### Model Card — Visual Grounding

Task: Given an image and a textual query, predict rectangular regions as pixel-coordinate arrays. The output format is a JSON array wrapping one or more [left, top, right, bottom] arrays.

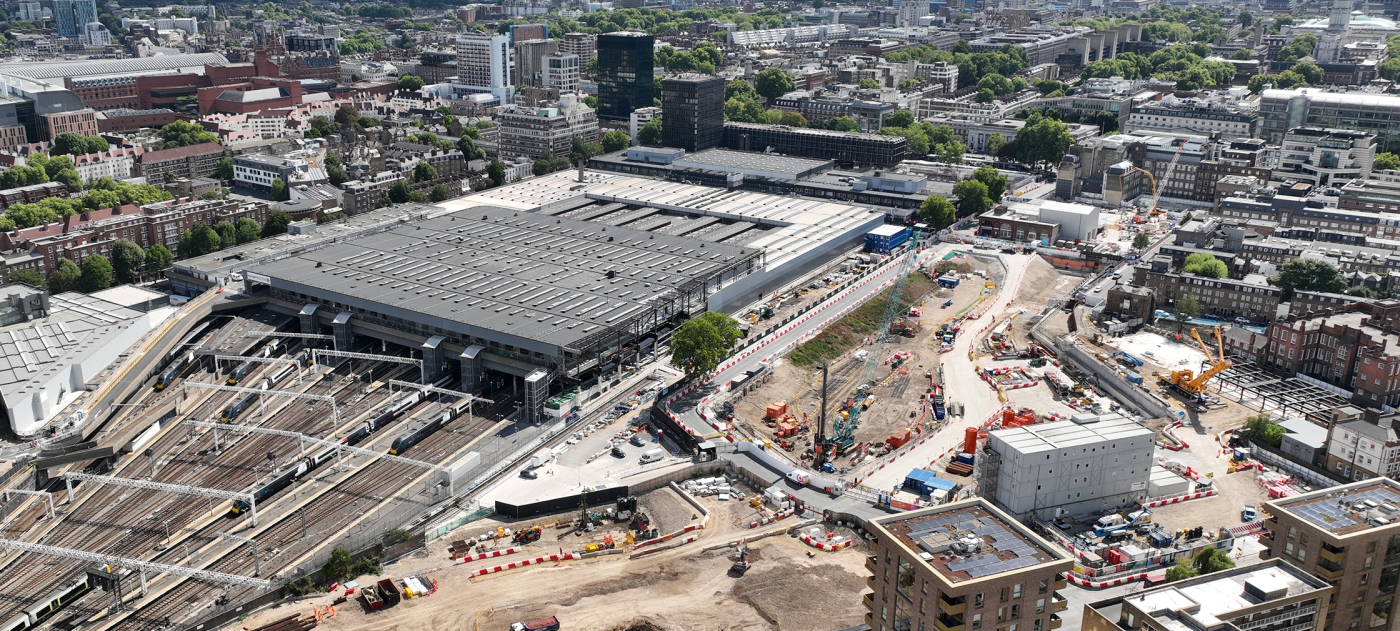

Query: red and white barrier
[[1067, 572, 1150, 588], [453, 546, 523, 563], [801, 534, 853, 550], [1138, 489, 1217, 508], [471, 552, 578, 576], [632, 534, 699, 556]]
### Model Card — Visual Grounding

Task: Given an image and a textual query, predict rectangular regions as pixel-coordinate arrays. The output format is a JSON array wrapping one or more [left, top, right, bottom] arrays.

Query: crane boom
[[1190, 328, 1214, 365]]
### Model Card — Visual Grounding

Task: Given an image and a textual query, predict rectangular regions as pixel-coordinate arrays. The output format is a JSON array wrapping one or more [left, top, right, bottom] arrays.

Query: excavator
[[1159, 326, 1233, 402]]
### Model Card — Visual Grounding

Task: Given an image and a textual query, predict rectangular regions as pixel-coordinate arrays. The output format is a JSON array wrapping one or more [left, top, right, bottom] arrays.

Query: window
[[1036, 599, 1045, 614], [1013, 584, 1022, 599], [973, 614, 983, 629], [975, 594, 984, 609]]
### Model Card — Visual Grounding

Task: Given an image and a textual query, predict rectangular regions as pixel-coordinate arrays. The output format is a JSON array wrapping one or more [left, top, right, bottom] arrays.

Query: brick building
[[97, 109, 178, 133], [38, 109, 99, 141], [137, 142, 223, 181], [1260, 301, 1400, 409], [865, 499, 1072, 631], [1262, 478, 1400, 631], [1133, 256, 1283, 325], [0, 198, 272, 273], [0, 183, 69, 210]]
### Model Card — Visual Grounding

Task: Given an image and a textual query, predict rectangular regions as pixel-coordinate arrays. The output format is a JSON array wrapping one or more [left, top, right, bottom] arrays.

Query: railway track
[[0, 352, 409, 628], [107, 387, 500, 630]]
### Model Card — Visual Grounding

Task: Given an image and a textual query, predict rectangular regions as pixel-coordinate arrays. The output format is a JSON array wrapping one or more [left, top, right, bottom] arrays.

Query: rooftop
[[1268, 477, 1400, 535], [1094, 561, 1332, 631], [246, 206, 758, 348], [872, 499, 1068, 584], [989, 414, 1154, 455], [0, 53, 230, 81], [670, 149, 833, 180], [0, 291, 144, 397]]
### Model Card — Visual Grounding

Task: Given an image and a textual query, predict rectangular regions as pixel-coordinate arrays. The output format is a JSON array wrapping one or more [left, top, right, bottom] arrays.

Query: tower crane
[[1116, 143, 1187, 217]]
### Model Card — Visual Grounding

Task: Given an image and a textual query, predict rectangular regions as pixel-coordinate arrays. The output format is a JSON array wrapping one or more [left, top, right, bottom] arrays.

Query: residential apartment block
[[1081, 560, 1332, 631], [1262, 478, 1400, 631], [138, 142, 224, 182], [1260, 301, 1400, 409], [865, 499, 1072, 631], [1325, 407, 1400, 481]]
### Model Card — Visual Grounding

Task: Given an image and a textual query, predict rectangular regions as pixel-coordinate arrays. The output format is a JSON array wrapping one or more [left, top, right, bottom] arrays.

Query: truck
[[511, 617, 561, 631], [528, 449, 553, 469], [1242, 504, 1258, 521], [932, 395, 946, 421], [1093, 509, 1152, 538]]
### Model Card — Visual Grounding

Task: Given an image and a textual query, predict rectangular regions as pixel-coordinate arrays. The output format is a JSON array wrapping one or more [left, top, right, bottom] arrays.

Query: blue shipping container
[[904, 468, 956, 496]]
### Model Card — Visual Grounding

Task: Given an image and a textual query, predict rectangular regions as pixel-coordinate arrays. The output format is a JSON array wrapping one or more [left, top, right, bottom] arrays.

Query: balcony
[[1054, 575, 1068, 590], [1259, 528, 1275, 541], [866, 555, 878, 573], [1052, 594, 1068, 612], [935, 614, 966, 631], [866, 612, 873, 628], [867, 576, 875, 590], [1238, 605, 1318, 630], [1318, 546, 1346, 565], [863, 591, 874, 611], [1050, 614, 1063, 629], [1314, 563, 1344, 580], [939, 594, 967, 616]]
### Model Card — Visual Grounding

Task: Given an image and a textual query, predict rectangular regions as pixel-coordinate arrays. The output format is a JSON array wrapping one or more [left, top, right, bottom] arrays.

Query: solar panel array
[[904, 512, 1045, 579], [1291, 487, 1400, 532]]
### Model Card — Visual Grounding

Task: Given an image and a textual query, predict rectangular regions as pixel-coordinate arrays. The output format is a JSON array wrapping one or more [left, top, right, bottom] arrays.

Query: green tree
[[270, 178, 287, 202], [1192, 547, 1235, 574], [639, 118, 663, 146], [919, 194, 957, 229], [212, 157, 234, 181], [47, 258, 81, 294], [1347, 285, 1376, 298], [110, 239, 146, 284], [985, 132, 1007, 156], [885, 109, 915, 129], [859, 78, 882, 90], [387, 181, 411, 204], [1377, 152, 1400, 171], [396, 74, 425, 91], [429, 184, 453, 202], [214, 221, 237, 246], [145, 244, 174, 272], [1381, 58, 1400, 82], [1239, 11, 1253, 28], [334, 103, 360, 126], [1243, 414, 1285, 447], [695, 311, 742, 348], [54, 169, 81, 193], [1165, 559, 1199, 582], [234, 217, 260, 244], [78, 255, 113, 292], [1174, 295, 1201, 330], [602, 130, 631, 153], [51, 132, 108, 156], [724, 95, 766, 123], [321, 547, 354, 584], [9, 268, 46, 290], [1270, 258, 1347, 300], [1290, 61, 1324, 85], [456, 135, 486, 161], [1184, 252, 1227, 278], [975, 88, 996, 103], [1133, 232, 1151, 250], [670, 314, 730, 379], [327, 162, 350, 186], [725, 79, 757, 101], [1230, 49, 1255, 61], [828, 117, 861, 132], [413, 161, 438, 182], [952, 179, 992, 217], [0, 166, 47, 189], [1004, 113, 1075, 168], [487, 160, 506, 187], [261, 210, 292, 237], [156, 120, 219, 149], [179, 223, 222, 257], [972, 165, 1008, 203], [755, 68, 795, 99]]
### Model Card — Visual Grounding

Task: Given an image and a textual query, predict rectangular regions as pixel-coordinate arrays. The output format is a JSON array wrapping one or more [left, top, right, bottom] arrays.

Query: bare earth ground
[[237, 506, 872, 631], [731, 261, 992, 461]]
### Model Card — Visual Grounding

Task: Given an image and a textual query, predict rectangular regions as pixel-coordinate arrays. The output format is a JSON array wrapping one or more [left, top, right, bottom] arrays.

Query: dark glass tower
[[596, 32, 654, 120], [661, 75, 724, 152]]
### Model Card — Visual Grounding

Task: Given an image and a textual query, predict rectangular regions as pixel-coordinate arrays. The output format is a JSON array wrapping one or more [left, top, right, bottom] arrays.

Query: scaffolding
[[181, 381, 338, 425], [313, 349, 423, 384], [0, 538, 271, 593], [63, 472, 258, 525]]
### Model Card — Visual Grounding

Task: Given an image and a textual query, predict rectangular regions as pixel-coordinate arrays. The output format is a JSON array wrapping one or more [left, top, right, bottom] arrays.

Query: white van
[[640, 449, 665, 464]]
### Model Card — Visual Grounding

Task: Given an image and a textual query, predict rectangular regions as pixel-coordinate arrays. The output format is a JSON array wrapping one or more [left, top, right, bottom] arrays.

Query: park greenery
[[670, 312, 743, 378]]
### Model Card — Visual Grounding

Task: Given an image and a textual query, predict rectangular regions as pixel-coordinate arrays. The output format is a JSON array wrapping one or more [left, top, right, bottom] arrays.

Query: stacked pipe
[[250, 613, 317, 631]]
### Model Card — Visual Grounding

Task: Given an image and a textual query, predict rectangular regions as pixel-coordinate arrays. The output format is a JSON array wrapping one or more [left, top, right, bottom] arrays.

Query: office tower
[[454, 34, 512, 101], [54, 0, 77, 36], [561, 33, 597, 63], [514, 38, 558, 88], [498, 93, 599, 160], [596, 31, 654, 120], [542, 52, 581, 92], [661, 74, 724, 152], [74, 0, 97, 33]]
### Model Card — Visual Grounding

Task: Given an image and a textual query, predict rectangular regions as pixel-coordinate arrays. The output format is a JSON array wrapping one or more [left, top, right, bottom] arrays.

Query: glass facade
[[596, 32, 654, 120], [661, 75, 723, 152]]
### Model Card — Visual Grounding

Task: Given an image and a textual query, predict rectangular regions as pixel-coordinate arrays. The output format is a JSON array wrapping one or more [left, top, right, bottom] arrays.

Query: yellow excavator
[[1161, 326, 1233, 399]]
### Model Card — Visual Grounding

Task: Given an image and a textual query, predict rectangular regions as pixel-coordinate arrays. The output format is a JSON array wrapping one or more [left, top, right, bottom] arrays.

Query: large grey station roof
[[249, 207, 758, 348]]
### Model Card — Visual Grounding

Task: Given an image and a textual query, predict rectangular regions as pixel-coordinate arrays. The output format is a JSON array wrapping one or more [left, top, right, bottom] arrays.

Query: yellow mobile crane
[[1161, 326, 1233, 398]]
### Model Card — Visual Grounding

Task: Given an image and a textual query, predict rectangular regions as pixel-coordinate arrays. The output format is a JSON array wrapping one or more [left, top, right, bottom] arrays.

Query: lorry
[[528, 449, 553, 469], [1242, 504, 1258, 521], [511, 617, 561, 631], [932, 395, 946, 421], [1093, 509, 1152, 538]]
